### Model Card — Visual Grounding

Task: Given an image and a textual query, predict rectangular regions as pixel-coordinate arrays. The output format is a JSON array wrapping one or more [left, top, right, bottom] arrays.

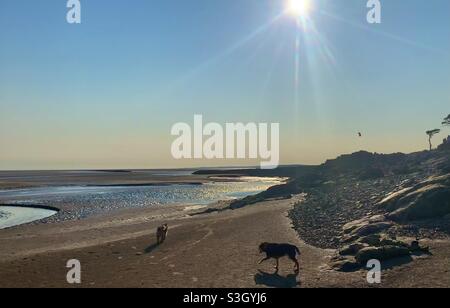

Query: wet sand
[[1, 195, 448, 288]]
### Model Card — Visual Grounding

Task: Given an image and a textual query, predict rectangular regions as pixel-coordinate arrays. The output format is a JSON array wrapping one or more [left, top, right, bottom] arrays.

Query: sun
[[286, 0, 311, 17]]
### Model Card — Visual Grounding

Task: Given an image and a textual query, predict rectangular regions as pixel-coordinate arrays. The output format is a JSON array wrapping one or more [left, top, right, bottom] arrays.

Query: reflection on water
[[0, 177, 282, 223], [0, 206, 58, 229]]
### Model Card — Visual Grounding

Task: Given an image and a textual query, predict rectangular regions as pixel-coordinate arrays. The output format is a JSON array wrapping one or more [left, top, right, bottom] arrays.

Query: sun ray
[[318, 9, 449, 56], [158, 13, 285, 98]]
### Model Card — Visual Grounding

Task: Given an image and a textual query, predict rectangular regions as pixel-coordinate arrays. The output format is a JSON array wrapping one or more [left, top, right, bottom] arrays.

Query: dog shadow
[[254, 270, 301, 288], [144, 243, 160, 254]]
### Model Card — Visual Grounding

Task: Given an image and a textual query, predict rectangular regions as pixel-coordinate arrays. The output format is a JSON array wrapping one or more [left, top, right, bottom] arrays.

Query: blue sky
[[0, 0, 449, 169]]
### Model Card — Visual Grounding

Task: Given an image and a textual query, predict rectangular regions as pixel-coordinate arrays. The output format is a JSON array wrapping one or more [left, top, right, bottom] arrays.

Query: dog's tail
[[295, 246, 301, 256]]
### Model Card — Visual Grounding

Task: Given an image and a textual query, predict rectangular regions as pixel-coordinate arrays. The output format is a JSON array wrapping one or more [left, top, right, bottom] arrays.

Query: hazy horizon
[[0, 146, 445, 172], [1, 0, 449, 170]]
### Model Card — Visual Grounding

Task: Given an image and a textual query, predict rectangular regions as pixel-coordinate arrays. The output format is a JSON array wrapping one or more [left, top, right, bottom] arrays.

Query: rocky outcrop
[[341, 214, 394, 243], [339, 243, 369, 256], [342, 214, 386, 234], [355, 245, 411, 264], [342, 222, 394, 243], [330, 257, 361, 272], [387, 185, 450, 222], [378, 174, 450, 222], [332, 234, 431, 272]]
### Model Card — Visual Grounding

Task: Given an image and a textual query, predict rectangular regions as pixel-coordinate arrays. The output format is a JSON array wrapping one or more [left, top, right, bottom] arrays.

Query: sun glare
[[287, 0, 311, 17]]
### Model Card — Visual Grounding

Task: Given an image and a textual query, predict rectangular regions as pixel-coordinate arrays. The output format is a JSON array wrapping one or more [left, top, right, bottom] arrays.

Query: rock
[[410, 241, 420, 251], [359, 234, 382, 246], [342, 215, 387, 235], [355, 246, 411, 265], [409, 241, 430, 254], [422, 174, 450, 187], [330, 258, 361, 272], [342, 218, 368, 234], [339, 243, 368, 256], [387, 184, 450, 222], [377, 187, 415, 209], [379, 174, 450, 217], [368, 214, 387, 223], [358, 234, 408, 248], [351, 222, 393, 238], [379, 238, 409, 248]]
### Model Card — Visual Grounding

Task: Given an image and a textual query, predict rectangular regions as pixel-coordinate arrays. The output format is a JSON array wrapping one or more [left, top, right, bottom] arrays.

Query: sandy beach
[[1, 194, 449, 288]]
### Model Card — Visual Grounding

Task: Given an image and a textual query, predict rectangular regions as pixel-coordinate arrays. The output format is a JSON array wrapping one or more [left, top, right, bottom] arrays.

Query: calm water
[[0, 177, 282, 227]]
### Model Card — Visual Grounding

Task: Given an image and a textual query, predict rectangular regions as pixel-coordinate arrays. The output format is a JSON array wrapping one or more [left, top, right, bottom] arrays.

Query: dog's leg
[[290, 256, 300, 272], [258, 257, 270, 264]]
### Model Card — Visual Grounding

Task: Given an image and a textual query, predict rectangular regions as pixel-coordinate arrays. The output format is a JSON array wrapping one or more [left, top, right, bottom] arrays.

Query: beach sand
[[0, 196, 449, 288]]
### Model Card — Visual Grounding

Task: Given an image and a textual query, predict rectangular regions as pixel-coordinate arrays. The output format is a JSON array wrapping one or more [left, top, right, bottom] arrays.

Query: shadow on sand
[[254, 270, 300, 288], [380, 250, 432, 270], [144, 243, 160, 254]]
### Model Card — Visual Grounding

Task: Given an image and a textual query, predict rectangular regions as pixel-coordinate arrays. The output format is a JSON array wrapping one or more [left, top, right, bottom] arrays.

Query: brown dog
[[156, 224, 168, 245]]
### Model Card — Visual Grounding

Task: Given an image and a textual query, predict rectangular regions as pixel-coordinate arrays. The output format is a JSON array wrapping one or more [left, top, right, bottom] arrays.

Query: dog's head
[[259, 242, 269, 253]]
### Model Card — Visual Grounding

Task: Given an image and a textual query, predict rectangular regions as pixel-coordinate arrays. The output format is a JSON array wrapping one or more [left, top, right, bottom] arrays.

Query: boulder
[[341, 221, 393, 243], [379, 238, 409, 248], [330, 258, 361, 272], [351, 222, 393, 238], [357, 234, 408, 248], [378, 174, 450, 209], [359, 234, 382, 246], [339, 243, 368, 256], [342, 215, 388, 235], [342, 218, 368, 234], [409, 241, 430, 254], [387, 184, 450, 222], [377, 187, 415, 210], [355, 246, 411, 265]]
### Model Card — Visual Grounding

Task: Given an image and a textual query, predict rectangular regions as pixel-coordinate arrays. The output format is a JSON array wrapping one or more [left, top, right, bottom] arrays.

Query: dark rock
[[355, 246, 411, 264], [358, 234, 382, 246], [350, 222, 393, 238], [330, 258, 361, 272], [387, 184, 450, 222], [409, 240, 430, 254], [339, 243, 368, 256]]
